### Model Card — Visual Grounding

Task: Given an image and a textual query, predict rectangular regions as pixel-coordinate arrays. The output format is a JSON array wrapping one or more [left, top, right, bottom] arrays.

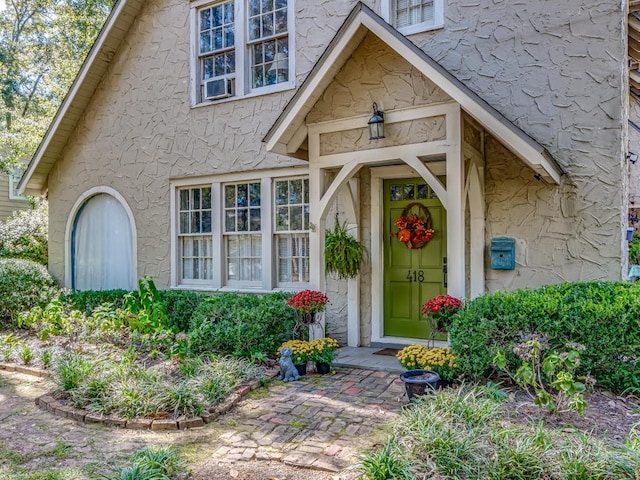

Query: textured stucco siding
[[409, 0, 628, 287], [47, 0, 626, 300]]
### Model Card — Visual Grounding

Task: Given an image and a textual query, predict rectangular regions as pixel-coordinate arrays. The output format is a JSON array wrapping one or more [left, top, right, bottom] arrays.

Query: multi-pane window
[[195, 0, 291, 103], [275, 178, 309, 284], [199, 1, 236, 100], [224, 182, 262, 283], [178, 187, 213, 281], [248, 0, 289, 88], [8, 167, 25, 200], [384, 0, 443, 33], [394, 0, 433, 28]]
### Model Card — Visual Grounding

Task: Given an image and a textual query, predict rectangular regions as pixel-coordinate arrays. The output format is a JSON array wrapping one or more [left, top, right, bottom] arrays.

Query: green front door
[[383, 178, 447, 339]]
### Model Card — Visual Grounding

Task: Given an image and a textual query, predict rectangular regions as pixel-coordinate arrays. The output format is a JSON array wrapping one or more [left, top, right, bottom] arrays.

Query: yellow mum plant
[[278, 339, 313, 365], [396, 345, 457, 382], [309, 337, 340, 364]]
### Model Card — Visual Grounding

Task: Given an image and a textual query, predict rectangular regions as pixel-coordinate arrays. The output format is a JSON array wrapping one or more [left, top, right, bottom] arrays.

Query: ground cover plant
[[357, 385, 640, 479], [100, 446, 187, 480], [55, 350, 263, 419], [449, 281, 640, 394]]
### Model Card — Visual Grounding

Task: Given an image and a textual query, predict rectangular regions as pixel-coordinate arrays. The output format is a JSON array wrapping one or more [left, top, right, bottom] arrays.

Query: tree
[[0, 0, 113, 172]]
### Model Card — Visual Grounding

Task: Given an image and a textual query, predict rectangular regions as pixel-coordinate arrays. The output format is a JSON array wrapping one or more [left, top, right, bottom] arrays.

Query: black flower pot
[[315, 362, 331, 374], [399, 370, 440, 401], [295, 363, 307, 376]]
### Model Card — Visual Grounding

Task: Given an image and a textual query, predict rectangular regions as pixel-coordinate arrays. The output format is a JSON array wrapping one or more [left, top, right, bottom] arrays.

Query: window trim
[[170, 167, 309, 291], [273, 176, 310, 288], [8, 168, 26, 200], [190, 0, 296, 107], [381, 0, 444, 35]]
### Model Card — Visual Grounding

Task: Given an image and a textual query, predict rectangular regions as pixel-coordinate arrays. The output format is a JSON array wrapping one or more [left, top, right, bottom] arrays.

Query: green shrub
[[159, 289, 209, 332], [450, 282, 640, 394], [0, 258, 60, 328], [0, 198, 48, 265], [61, 289, 129, 314], [187, 292, 295, 358]]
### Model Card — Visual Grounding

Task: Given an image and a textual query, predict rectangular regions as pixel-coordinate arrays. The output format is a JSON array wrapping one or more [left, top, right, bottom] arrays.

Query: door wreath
[[391, 202, 435, 249]]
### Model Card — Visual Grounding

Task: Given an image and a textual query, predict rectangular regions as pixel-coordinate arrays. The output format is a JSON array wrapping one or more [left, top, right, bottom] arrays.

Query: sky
[[0, 0, 5, 12]]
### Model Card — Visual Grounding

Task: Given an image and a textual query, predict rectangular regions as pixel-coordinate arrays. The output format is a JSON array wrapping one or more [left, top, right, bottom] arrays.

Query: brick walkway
[[0, 367, 405, 477], [214, 368, 404, 471]]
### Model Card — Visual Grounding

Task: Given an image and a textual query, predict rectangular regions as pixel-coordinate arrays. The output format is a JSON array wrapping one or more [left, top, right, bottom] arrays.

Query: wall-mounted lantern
[[368, 103, 385, 140]]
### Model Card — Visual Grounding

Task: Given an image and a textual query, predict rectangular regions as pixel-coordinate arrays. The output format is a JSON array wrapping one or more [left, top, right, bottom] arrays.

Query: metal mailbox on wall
[[490, 237, 515, 270]]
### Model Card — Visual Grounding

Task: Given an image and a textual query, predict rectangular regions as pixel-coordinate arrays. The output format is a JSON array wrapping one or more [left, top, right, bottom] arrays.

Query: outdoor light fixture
[[368, 102, 385, 140], [628, 152, 638, 164]]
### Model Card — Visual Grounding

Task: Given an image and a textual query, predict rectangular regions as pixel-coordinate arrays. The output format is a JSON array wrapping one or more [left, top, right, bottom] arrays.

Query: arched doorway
[[71, 192, 135, 291]]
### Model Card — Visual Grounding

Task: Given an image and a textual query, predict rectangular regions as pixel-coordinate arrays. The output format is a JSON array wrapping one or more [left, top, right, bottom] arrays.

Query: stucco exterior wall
[[46, 0, 627, 296], [409, 0, 628, 286]]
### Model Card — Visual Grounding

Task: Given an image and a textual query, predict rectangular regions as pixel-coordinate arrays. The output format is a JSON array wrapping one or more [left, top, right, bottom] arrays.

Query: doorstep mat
[[372, 348, 401, 356]]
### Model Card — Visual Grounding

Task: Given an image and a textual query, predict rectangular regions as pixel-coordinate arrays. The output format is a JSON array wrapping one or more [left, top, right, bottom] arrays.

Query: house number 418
[[406, 270, 425, 283]]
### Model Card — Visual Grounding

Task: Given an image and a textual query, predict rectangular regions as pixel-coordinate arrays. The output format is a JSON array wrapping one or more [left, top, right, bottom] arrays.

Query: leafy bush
[[0, 258, 60, 328], [0, 198, 48, 265], [61, 289, 129, 314], [158, 290, 209, 332], [188, 292, 295, 358], [124, 277, 169, 334], [62, 288, 209, 333], [450, 282, 640, 394]]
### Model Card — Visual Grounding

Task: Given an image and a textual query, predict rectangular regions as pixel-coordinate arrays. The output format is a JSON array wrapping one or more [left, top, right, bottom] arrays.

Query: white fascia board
[[19, 0, 137, 195]]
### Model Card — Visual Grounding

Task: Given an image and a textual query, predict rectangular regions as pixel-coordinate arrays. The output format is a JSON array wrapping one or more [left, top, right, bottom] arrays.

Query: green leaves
[[325, 221, 366, 279], [0, 0, 114, 169]]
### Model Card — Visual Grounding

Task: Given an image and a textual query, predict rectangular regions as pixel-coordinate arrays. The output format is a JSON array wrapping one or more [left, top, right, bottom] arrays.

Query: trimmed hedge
[[62, 289, 129, 314], [449, 282, 640, 394], [188, 292, 296, 358], [0, 258, 60, 328]]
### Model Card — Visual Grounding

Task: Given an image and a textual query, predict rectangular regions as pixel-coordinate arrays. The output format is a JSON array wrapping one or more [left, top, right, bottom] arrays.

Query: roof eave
[[18, 0, 145, 196], [264, 2, 564, 185]]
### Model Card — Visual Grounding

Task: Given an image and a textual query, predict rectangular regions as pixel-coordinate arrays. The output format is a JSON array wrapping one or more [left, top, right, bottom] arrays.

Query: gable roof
[[19, 0, 145, 196], [264, 2, 563, 184]]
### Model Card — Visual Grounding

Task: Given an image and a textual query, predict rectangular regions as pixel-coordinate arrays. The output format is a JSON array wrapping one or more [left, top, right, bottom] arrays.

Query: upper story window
[[382, 0, 444, 35], [193, 0, 294, 105]]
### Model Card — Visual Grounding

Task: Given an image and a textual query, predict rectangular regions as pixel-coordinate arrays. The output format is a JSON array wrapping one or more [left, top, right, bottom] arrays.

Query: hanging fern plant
[[325, 221, 366, 279]]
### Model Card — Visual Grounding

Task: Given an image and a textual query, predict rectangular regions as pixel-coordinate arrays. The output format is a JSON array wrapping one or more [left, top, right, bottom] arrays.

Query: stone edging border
[[0, 361, 278, 431]]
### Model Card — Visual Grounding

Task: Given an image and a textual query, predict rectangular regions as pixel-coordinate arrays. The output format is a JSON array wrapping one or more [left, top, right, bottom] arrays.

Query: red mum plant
[[392, 213, 435, 249], [287, 290, 329, 314], [421, 294, 463, 332]]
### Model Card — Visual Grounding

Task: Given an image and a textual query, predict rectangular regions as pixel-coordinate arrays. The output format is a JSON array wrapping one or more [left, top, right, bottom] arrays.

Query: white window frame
[[8, 168, 26, 200], [190, 0, 296, 107], [177, 185, 214, 284], [381, 0, 444, 35], [170, 167, 309, 292], [273, 176, 310, 288]]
